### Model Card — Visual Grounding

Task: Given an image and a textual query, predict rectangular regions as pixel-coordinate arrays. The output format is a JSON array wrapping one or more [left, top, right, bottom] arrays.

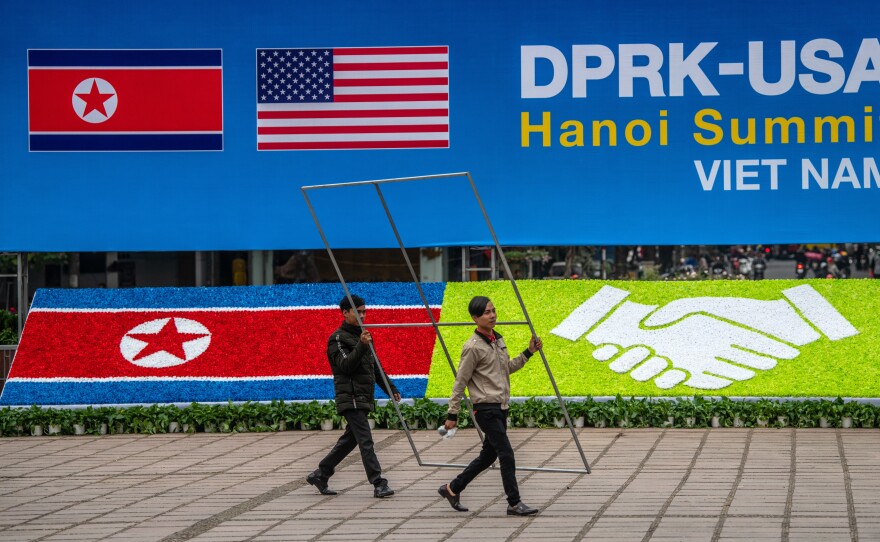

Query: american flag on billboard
[[256, 46, 449, 150]]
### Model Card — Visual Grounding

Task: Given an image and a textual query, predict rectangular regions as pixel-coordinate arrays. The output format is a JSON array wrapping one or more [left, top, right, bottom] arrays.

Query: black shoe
[[437, 484, 468, 512], [507, 502, 538, 516], [306, 472, 337, 496], [373, 482, 395, 498]]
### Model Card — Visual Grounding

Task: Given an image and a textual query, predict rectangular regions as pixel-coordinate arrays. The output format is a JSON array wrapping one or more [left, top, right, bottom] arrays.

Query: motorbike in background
[[735, 256, 753, 279], [833, 251, 852, 278], [711, 261, 728, 280], [753, 257, 767, 279]]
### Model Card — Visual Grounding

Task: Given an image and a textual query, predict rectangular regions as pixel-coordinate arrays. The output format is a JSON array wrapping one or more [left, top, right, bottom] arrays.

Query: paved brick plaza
[[0, 428, 878, 541]]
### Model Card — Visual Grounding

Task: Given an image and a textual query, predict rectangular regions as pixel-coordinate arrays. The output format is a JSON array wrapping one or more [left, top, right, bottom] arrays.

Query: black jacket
[[326, 322, 398, 413]]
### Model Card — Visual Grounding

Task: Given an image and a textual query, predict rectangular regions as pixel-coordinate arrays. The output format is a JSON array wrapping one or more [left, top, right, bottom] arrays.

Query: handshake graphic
[[551, 285, 858, 390]]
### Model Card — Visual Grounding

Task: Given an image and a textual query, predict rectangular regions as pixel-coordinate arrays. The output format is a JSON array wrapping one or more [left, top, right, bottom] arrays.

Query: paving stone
[[0, 429, 876, 541]]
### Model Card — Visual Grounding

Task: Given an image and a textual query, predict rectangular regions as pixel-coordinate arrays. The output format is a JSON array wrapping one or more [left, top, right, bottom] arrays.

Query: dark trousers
[[449, 405, 520, 506], [315, 409, 386, 487]]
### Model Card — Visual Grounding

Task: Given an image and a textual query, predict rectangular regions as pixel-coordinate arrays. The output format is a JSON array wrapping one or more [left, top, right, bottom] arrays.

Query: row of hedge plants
[[0, 397, 877, 436], [508, 396, 879, 429]]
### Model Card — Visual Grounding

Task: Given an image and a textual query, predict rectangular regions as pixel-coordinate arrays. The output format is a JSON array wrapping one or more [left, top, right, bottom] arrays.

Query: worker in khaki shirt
[[437, 296, 542, 516]]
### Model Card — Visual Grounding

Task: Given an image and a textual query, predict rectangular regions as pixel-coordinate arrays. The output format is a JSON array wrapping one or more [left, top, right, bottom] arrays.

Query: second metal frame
[[301, 172, 590, 475]]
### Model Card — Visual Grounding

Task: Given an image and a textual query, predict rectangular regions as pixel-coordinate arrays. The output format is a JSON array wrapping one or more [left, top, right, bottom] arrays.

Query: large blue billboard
[[2, 1, 879, 251]]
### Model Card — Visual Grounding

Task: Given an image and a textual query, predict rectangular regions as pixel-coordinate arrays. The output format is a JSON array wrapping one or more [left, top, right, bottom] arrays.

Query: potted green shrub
[[673, 399, 698, 428], [373, 401, 401, 429], [819, 398, 845, 428], [592, 401, 610, 428], [398, 402, 417, 429], [0, 407, 22, 436], [521, 397, 544, 428], [645, 399, 674, 428], [791, 401, 817, 428], [627, 397, 651, 428], [776, 401, 793, 427], [693, 396, 714, 428], [178, 405, 198, 433], [153, 404, 175, 434], [565, 399, 588, 428], [728, 400, 750, 428], [240, 402, 274, 432], [712, 397, 736, 428], [841, 400, 862, 429], [319, 402, 338, 431], [507, 401, 524, 428], [215, 401, 245, 433], [46, 408, 71, 435], [299, 401, 321, 430], [777, 400, 801, 428], [200, 404, 222, 433], [367, 402, 381, 429], [22, 405, 48, 436], [71, 407, 101, 435], [852, 403, 876, 428], [548, 399, 567, 428], [753, 399, 777, 427], [411, 398, 442, 430]]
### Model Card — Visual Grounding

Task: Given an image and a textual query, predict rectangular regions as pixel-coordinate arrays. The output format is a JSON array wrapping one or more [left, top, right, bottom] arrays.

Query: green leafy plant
[[711, 397, 735, 427], [22, 405, 50, 433], [299, 401, 330, 429], [672, 398, 698, 427], [842, 400, 874, 428], [0, 304, 18, 345], [177, 405, 198, 432], [752, 399, 778, 426], [790, 401, 817, 428], [70, 406, 105, 435], [774, 400, 797, 427], [410, 398, 443, 429], [643, 399, 675, 427], [186, 402, 223, 432], [278, 400, 307, 430], [0, 407, 22, 436], [507, 401, 525, 427], [521, 397, 547, 427], [9, 397, 880, 438], [725, 399, 752, 427], [820, 397, 846, 427]]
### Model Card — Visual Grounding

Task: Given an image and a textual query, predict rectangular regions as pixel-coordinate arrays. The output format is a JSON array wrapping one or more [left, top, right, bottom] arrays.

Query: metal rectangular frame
[[301, 172, 590, 474]]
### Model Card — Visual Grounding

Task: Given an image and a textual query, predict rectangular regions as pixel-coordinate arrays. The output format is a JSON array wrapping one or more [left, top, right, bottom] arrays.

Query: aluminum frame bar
[[362, 321, 528, 329], [301, 172, 590, 475]]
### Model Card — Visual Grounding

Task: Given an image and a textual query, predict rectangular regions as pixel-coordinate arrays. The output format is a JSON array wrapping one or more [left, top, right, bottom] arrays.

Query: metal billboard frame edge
[[301, 171, 591, 475]]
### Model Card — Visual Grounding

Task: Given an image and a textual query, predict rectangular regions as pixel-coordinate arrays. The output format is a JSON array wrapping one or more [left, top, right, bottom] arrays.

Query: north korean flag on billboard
[[28, 49, 223, 151], [0, 283, 444, 406]]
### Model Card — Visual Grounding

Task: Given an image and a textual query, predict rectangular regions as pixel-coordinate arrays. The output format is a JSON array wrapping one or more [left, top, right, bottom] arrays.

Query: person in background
[[870, 246, 880, 278]]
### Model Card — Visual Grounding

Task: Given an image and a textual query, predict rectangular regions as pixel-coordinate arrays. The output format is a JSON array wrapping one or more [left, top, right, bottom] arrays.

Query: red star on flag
[[75, 79, 115, 118], [128, 318, 209, 361]]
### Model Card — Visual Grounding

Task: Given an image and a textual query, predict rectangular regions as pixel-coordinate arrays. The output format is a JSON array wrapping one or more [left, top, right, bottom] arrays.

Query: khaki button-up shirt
[[448, 330, 531, 415]]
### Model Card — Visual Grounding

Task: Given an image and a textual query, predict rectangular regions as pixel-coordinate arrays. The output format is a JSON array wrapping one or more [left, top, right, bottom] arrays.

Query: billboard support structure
[[301, 172, 591, 475]]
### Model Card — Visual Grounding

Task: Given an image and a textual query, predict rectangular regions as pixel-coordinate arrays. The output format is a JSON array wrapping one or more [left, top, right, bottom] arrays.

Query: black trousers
[[449, 405, 520, 506], [315, 409, 386, 486]]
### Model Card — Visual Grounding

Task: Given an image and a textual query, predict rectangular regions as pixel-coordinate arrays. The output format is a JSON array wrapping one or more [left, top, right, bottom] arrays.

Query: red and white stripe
[[257, 46, 449, 150]]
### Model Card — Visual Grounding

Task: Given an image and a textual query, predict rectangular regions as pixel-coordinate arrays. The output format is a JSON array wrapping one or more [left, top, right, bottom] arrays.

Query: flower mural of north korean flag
[[28, 49, 223, 151], [0, 283, 444, 406]]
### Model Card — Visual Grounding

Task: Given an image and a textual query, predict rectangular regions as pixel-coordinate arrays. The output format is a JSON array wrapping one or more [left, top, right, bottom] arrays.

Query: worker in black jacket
[[307, 294, 400, 498]]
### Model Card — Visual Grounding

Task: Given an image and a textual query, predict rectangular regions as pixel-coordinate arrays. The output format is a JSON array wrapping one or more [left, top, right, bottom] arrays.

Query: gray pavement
[[1, 428, 878, 541]]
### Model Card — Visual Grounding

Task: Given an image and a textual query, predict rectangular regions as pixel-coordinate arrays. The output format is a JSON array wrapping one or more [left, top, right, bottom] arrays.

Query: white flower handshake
[[551, 285, 858, 390]]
